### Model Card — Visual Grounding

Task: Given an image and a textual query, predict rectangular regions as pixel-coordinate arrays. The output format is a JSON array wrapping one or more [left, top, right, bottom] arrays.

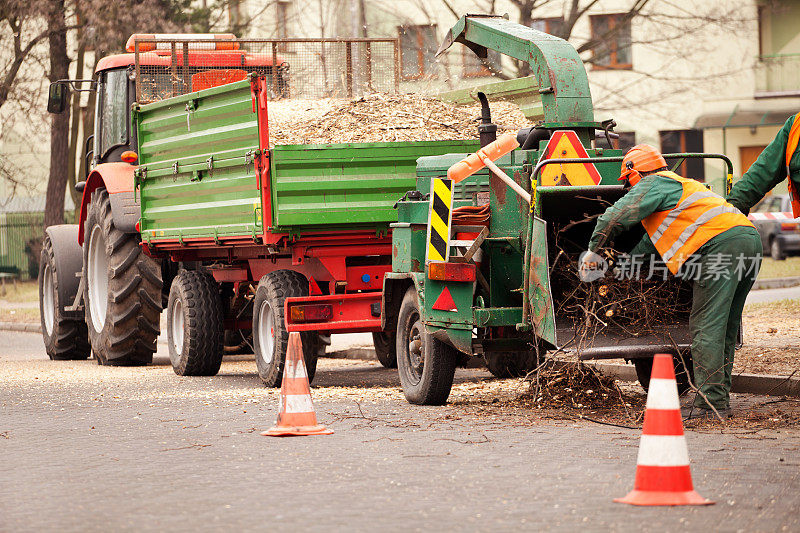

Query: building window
[[615, 132, 637, 152], [659, 129, 704, 180], [276, 1, 290, 40], [398, 25, 438, 80], [531, 17, 564, 36], [590, 14, 632, 70], [462, 49, 502, 78]]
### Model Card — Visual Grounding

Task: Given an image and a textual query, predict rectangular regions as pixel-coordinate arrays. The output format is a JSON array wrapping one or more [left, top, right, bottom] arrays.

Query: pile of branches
[[523, 359, 634, 412], [268, 93, 532, 145], [549, 225, 692, 354]]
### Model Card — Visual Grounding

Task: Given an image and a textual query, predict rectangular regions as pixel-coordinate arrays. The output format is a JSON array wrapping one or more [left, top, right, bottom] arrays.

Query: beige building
[[2, 0, 798, 198], [247, 0, 799, 193]]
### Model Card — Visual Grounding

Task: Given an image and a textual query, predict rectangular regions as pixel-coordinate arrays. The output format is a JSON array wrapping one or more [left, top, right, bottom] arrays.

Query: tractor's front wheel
[[396, 287, 457, 405], [83, 188, 162, 365]]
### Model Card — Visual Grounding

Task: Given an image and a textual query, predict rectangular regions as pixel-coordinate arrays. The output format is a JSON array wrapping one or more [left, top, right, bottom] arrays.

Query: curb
[[0, 321, 41, 334], [588, 361, 800, 398], [327, 347, 377, 360], [752, 276, 800, 290]]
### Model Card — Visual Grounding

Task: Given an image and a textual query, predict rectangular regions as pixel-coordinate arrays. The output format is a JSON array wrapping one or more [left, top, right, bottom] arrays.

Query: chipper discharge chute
[[386, 14, 737, 404]]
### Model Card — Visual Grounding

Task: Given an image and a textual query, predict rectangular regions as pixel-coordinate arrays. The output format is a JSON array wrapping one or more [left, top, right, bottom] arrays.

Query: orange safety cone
[[615, 353, 714, 506], [262, 332, 333, 437]]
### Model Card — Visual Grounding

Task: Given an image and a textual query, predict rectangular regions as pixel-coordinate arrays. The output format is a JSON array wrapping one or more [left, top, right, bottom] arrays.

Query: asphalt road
[[2, 330, 799, 532], [745, 284, 800, 304]]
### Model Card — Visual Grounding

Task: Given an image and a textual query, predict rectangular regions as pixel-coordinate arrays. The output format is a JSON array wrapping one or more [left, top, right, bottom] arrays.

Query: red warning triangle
[[308, 276, 323, 295], [432, 286, 457, 312]]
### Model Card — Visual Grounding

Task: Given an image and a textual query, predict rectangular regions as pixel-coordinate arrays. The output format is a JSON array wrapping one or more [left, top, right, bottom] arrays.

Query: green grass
[[757, 257, 800, 280], [0, 280, 38, 303], [0, 307, 39, 323]]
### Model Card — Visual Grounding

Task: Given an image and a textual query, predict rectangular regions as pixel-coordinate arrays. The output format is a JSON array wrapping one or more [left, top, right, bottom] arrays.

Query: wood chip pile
[[267, 93, 533, 146]]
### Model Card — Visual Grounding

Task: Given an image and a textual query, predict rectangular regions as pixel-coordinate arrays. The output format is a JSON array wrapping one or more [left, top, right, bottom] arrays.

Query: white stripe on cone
[[284, 394, 315, 414], [284, 359, 308, 379], [645, 378, 680, 410], [637, 435, 691, 467]]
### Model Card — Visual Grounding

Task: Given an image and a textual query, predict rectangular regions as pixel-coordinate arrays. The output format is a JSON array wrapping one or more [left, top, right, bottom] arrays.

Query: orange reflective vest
[[641, 171, 754, 274], [787, 111, 800, 218]]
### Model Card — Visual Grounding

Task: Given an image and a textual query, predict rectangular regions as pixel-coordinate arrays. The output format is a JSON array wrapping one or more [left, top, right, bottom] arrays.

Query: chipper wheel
[[167, 270, 224, 376], [252, 270, 320, 387], [634, 353, 694, 395], [83, 187, 162, 365], [372, 331, 397, 368], [396, 286, 458, 405], [484, 350, 541, 379], [38, 227, 90, 360]]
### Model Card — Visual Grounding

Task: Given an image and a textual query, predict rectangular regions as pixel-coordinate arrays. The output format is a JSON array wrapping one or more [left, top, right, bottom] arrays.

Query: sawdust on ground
[[267, 93, 532, 146], [738, 302, 800, 376]]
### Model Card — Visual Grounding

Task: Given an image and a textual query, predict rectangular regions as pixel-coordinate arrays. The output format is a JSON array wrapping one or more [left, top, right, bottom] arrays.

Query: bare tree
[[433, 0, 752, 117], [44, 0, 71, 228]]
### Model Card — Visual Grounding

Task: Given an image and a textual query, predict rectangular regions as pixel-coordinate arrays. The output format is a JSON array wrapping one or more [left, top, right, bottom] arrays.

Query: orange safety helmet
[[618, 144, 668, 186]]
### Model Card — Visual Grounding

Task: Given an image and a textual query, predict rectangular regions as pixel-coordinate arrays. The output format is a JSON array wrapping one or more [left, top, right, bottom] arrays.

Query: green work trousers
[[689, 227, 762, 409]]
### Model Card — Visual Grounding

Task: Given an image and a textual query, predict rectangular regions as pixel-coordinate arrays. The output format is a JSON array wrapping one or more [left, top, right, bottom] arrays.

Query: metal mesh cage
[[133, 38, 400, 103]]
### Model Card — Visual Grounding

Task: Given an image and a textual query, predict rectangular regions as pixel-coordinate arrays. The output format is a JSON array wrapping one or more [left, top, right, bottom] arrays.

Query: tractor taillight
[[290, 304, 333, 323], [781, 222, 798, 231], [427, 261, 476, 282], [121, 151, 138, 164]]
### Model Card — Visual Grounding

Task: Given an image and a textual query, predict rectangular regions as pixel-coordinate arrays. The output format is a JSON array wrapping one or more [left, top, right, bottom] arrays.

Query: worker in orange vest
[[579, 145, 762, 419], [727, 111, 800, 224]]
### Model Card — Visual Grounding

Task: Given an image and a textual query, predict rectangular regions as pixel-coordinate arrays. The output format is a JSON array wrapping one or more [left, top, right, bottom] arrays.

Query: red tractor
[[41, 34, 288, 365]]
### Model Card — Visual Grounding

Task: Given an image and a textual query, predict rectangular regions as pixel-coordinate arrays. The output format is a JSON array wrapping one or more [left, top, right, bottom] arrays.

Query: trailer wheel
[[38, 230, 90, 360], [372, 331, 397, 368], [634, 354, 693, 395], [396, 287, 457, 405], [252, 270, 318, 387], [83, 188, 162, 365], [167, 270, 224, 376], [485, 350, 540, 379]]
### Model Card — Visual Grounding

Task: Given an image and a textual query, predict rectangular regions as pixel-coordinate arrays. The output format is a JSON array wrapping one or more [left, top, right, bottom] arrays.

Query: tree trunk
[[44, 0, 71, 228], [515, 2, 534, 77]]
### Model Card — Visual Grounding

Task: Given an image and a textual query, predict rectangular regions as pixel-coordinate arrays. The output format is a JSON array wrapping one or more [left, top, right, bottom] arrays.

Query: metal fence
[[0, 212, 44, 281], [133, 38, 400, 103]]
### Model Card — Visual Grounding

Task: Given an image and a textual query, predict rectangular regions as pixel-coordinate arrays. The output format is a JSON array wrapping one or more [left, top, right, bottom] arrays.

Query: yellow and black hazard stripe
[[426, 178, 453, 262]]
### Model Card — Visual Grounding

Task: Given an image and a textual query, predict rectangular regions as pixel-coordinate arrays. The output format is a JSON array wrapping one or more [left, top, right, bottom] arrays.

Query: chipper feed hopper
[[384, 15, 736, 404]]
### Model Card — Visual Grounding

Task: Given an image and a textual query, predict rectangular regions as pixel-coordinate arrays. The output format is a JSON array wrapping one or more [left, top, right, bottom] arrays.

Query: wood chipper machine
[[382, 15, 737, 404]]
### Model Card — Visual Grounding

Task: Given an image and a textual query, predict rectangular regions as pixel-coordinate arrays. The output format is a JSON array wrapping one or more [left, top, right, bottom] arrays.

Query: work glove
[[578, 250, 607, 282]]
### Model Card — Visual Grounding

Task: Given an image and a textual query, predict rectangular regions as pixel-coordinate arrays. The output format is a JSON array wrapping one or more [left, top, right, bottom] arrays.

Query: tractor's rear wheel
[[372, 331, 397, 368], [252, 270, 319, 387], [396, 287, 457, 405], [83, 188, 162, 365], [39, 231, 90, 360], [167, 270, 224, 376]]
